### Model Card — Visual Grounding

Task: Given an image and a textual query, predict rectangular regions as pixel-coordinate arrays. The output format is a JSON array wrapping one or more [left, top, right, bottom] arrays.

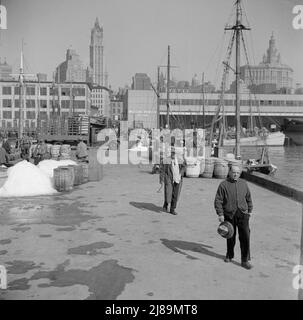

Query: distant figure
[[2, 136, 11, 155], [20, 134, 31, 162], [214, 164, 253, 270], [33, 139, 48, 165], [0, 146, 9, 167], [159, 146, 186, 215], [76, 137, 88, 162]]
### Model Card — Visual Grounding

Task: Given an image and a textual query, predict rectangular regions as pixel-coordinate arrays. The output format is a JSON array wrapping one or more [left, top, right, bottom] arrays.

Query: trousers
[[164, 182, 180, 210], [224, 209, 251, 262]]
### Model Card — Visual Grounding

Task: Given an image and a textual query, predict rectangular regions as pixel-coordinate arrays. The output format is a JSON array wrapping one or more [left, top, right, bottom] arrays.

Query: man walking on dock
[[214, 164, 253, 269], [159, 146, 186, 215]]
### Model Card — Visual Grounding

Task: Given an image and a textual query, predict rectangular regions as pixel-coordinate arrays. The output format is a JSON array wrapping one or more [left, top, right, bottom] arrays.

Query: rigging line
[[240, 30, 267, 135]]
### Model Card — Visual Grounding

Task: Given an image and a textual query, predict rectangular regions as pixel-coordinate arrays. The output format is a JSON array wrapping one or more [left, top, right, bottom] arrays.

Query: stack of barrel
[[53, 163, 88, 192], [184, 156, 229, 179]]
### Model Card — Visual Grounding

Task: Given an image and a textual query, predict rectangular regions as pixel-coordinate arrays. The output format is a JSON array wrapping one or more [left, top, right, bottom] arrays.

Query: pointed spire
[[95, 17, 100, 28]]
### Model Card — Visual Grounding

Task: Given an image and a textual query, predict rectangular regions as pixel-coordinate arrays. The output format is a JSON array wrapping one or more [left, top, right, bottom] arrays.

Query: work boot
[[241, 261, 253, 270], [163, 204, 168, 212], [224, 257, 232, 263], [170, 209, 177, 215]]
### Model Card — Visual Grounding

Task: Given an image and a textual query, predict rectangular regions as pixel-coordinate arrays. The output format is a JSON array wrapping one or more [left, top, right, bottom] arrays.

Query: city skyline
[[0, 0, 302, 90]]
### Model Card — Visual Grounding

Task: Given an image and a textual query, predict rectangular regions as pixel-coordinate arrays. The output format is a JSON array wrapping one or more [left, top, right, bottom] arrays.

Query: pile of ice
[[0, 161, 57, 197], [0, 159, 78, 198]]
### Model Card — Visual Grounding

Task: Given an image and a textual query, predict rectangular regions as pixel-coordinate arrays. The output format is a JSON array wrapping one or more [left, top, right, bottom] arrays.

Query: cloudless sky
[[0, 0, 302, 90]]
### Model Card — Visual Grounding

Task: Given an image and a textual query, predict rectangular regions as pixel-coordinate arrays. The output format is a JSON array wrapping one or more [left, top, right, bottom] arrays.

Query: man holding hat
[[159, 145, 186, 215], [214, 164, 253, 269]]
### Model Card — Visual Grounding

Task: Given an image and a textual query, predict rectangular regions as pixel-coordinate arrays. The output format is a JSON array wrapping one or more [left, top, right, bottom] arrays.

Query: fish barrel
[[185, 157, 200, 178], [72, 164, 83, 186], [79, 162, 89, 183], [202, 158, 214, 178], [53, 166, 74, 192], [214, 158, 229, 179]]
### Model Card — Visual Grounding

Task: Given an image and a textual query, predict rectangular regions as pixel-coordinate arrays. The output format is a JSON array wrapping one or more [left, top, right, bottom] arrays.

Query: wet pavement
[[0, 164, 302, 299]]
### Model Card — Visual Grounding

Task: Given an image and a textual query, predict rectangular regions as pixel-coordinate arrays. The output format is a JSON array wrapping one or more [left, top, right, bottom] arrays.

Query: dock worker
[[2, 136, 11, 155], [159, 146, 186, 215], [214, 164, 253, 270], [76, 137, 88, 162], [33, 139, 48, 165], [20, 134, 31, 162]]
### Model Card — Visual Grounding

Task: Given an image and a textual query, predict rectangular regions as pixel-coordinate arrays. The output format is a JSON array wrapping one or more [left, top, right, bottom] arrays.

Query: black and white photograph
[[0, 0, 303, 304]]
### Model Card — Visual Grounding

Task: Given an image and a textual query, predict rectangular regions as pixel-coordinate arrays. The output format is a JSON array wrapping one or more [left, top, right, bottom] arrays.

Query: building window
[[26, 86, 35, 95], [61, 88, 70, 96], [39, 112, 48, 120], [26, 100, 36, 108], [26, 111, 36, 119], [40, 100, 47, 109], [74, 100, 85, 109], [3, 111, 12, 119], [40, 87, 47, 96], [3, 99, 12, 108], [2, 86, 12, 95], [61, 100, 70, 109], [72, 88, 85, 96], [14, 86, 20, 95], [49, 87, 58, 96], [15, 111, 20, 119]]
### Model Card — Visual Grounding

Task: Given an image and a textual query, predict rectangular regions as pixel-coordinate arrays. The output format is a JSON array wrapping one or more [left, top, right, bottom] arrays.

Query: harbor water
[[234, 146, 303, 190]]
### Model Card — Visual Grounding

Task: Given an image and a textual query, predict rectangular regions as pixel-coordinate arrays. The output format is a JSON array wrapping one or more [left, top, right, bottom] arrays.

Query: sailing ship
[[209, 0, 277, 174], [223, 130, 285, 147]]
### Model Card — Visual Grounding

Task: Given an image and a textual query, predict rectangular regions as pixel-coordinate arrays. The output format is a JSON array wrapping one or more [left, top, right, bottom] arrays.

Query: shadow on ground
[[129, 202, 163, 214], [160, 238, 241, 266]]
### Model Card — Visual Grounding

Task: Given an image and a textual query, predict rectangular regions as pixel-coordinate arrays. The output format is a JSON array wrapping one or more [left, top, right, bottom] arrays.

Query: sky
[[0, 0, 302, 90]]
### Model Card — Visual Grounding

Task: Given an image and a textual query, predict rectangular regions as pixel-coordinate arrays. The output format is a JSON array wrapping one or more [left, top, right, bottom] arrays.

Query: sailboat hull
[[223, 131, 285, 147]]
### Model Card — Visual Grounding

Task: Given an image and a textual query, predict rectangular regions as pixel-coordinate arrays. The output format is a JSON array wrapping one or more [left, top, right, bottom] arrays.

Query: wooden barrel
[[53, 166, 74, 192], [185, 157, 200, 178], [79, 163, 89, 183], [201, 158, 214, 178], [214, 158, 229, 179], [69, 164, 83, 186]]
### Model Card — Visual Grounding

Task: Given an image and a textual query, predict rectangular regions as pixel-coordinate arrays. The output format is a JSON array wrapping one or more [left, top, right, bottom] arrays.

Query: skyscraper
[[89, 18, 106, 87], [55, 49, 86, 83]]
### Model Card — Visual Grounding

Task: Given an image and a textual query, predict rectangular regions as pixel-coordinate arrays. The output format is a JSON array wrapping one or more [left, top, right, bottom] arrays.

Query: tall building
[[89, 18, 107, 87], [0, 59, 12, 80], [0, 80, 91, 134], [89, 84, 110, 117], [131, 73, 151, 90], [55, 49, 86, 83], [240, 33, 293, 94]]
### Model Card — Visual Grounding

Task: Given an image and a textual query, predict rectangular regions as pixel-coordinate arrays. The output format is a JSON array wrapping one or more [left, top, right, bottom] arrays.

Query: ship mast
[[225, 0, 250, 159], [166, 45, 170, 129]]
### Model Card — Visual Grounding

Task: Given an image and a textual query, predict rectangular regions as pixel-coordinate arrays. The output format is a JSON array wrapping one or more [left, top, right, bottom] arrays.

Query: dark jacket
[[214, 177, 253, 218]]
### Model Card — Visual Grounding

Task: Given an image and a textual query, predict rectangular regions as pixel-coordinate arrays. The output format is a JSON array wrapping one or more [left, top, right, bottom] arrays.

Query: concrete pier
[[0, 164, 302, 300]]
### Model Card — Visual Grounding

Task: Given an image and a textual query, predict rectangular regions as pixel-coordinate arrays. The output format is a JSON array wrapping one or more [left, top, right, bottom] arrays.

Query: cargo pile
[[0, 160, 57, 197]]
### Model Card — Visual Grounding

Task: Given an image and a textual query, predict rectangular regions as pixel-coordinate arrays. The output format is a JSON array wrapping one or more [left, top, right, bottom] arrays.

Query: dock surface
[[0, 164, 302, 300]]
